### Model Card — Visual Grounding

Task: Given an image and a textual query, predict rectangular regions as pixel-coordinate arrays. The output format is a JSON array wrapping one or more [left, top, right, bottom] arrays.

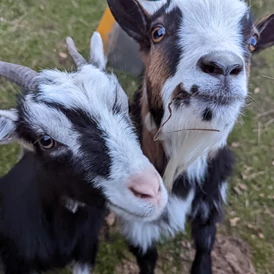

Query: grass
[[0, 0, 274, 273]]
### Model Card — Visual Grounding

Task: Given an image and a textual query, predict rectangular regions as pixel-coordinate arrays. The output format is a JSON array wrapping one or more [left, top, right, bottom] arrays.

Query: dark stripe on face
[[146, 6, 183, 127], [40, 102, 111, 178], [151, 7, 183, 77], [146, 78, 164, 128], [172, 83, 191, 108]]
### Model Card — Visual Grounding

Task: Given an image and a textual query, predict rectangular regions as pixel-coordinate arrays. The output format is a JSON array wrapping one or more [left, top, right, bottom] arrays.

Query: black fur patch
[[202, 107, 213, 121], [0, 152, 106, 273], [46, 102, 111, 178], [191, 146, 235, 223], [129, 244, 158, 274], [172, 173, 192, 200], [146, 78, 164, 128], [172, 84, 191, 108], [130, 89, 143, 143], [189, 147, 234, 274], [190, 85, 199, 94]]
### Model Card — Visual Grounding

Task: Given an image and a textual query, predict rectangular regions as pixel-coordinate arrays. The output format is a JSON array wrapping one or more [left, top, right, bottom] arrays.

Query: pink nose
[[128, 168, 161, 200]]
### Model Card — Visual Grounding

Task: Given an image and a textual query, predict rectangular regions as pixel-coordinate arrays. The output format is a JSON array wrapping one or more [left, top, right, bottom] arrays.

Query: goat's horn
[[66, 37, 87, 69], [0, 61, 38, 91]]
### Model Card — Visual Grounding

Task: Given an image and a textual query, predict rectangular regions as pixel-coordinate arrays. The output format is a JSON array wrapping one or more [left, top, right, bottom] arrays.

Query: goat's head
[[0, 32, 168, 221], [108, 0, 274, 186]]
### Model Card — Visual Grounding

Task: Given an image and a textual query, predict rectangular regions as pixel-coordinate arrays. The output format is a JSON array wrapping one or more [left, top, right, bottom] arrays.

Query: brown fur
[[137, 7, 183, 170], [145, 47, 171, 112], [140, 90, 167, 174]]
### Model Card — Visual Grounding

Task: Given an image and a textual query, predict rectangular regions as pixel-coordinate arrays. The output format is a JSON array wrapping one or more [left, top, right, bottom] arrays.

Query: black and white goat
[[0, 32, 168, 274], [108, 0, 274, 273]]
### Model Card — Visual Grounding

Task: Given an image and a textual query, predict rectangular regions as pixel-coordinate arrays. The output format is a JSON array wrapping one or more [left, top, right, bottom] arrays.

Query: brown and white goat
[[107, 0, 274, 273]]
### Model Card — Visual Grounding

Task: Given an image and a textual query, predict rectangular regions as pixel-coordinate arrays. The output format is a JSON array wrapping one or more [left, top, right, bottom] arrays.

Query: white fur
[[187, 155, 208, 185], [220, 182, 228, 203], [0, 109, 18, 144], [120, 190, 194, 252], [139, 0, 167, 14], [90, 32, 107, 70], [73, 263, 91, 274]]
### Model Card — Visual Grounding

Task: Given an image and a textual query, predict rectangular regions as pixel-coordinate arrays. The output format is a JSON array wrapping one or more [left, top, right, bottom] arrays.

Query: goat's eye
[[39, 135, 55, 149], [151, 26, 166, 43], [248, 36, 257, 52]]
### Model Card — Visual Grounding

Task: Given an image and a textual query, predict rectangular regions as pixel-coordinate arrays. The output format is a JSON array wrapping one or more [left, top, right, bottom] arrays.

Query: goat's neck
[[2, 152, 106, 210]]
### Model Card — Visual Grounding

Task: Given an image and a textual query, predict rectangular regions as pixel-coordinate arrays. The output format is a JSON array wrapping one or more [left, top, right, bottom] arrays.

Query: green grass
[[0, 0, 274, 273]]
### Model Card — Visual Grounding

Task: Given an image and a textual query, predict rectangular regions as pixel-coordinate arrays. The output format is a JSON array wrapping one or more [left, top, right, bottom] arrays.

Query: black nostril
[[198, 51, 244, 77], [227, 64, 243, 76], [200, 61, 225, 76]]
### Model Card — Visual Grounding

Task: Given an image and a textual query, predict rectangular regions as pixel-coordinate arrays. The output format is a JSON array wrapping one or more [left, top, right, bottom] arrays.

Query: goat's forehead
[[170, 0, 248, 14], [157, 0, 249, 30], [20, 65, 129, 146], [34, 66, 125, 113]]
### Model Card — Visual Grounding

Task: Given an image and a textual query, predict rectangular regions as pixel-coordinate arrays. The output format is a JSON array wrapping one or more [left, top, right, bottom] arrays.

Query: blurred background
[[0, 0, 273, 273]]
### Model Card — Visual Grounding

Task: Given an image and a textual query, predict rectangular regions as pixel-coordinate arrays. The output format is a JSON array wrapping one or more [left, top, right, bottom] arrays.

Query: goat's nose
[[128, 167, 161, 200], [198, 51, 244, 77]]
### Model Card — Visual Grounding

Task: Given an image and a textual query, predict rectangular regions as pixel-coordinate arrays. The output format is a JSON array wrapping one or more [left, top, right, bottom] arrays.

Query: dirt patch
[[115, 261, 140, 274], [212, 235, 256, 274], [114, 234, 256, 274]]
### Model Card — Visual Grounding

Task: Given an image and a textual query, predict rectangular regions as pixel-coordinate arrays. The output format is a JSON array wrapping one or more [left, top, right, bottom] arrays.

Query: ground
[[0, 0, 273, 273]]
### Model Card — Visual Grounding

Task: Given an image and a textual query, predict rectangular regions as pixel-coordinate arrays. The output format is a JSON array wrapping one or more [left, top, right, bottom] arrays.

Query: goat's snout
[[198, 51, 244, 77], [128, 168, 161, 201]]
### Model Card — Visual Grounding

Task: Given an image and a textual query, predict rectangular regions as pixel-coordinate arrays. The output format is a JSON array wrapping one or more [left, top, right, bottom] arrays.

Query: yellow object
[[96, 8, 116, 51]]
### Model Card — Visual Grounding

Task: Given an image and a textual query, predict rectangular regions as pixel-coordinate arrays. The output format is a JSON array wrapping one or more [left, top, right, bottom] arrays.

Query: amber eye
[[38, 135, 55, 149], [151, 26, 166, 43], [248, 36, 258, 52]]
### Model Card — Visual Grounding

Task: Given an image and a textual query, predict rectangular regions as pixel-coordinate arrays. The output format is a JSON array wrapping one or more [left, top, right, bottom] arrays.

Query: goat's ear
[[107, 0, 150, 46], [0, 109, 18, 144], [90, 32, 107, 70], [254, 14, 274, 53]]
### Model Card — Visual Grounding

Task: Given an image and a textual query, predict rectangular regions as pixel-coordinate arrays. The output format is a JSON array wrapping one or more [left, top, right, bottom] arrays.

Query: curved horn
[[0, 61, 38, 91], [66, 37, 87, 69]]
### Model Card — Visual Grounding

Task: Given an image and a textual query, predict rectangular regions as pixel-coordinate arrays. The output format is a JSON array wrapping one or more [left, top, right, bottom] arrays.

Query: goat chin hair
[[162, 129, 221, 192]]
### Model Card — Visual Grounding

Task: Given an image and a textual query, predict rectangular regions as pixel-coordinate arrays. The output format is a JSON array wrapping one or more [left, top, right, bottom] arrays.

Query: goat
[[0, 32, 168, 274], [107, 0, 274, 273]]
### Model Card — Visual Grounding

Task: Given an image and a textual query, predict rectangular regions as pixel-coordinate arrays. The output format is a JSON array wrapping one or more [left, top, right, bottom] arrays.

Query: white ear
[[138, 0, 167, 15], [0, 109, 18, 144], [90, 32, 107, 70]]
